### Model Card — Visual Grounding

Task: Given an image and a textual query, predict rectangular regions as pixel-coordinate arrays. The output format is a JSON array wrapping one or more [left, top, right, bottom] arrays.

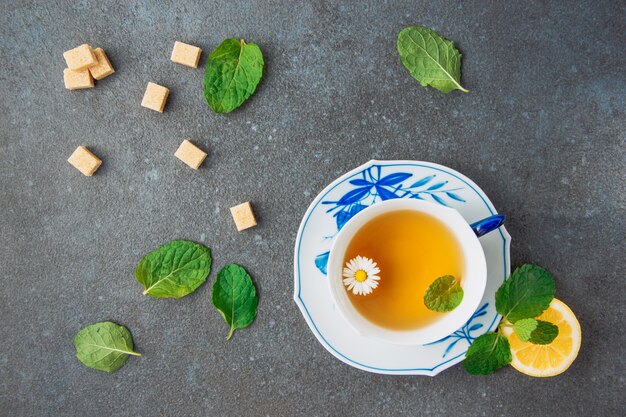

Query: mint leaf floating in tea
[[424, 275, 464, 312], [204, 38, 264, 113], [73, 321, 141, 373], [463, 332, 512, 375], [134, 240, 212, 299], [212, 264, 258, 340], [397, 26, 468, 93], [495, 264, 556, 323], [342, 256, 381, 296]]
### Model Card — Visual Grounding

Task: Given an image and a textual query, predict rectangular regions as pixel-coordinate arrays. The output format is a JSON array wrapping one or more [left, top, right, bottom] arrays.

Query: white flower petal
[[359, 256, 368, 269], [343, 278, 355, 291], [346, 259, 355, 272]]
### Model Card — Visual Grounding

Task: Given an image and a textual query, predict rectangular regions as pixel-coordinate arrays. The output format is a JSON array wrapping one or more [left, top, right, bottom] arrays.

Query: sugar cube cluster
[[63, 44, 115, 90], [64, 40, 258, 230]]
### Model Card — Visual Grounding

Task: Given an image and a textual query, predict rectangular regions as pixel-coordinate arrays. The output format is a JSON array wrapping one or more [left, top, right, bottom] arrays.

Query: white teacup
[[327, 198, 504, 346]]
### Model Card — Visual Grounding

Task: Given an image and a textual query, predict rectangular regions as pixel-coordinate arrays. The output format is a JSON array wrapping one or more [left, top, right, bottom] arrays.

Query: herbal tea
[[342, 210, 464, 330]]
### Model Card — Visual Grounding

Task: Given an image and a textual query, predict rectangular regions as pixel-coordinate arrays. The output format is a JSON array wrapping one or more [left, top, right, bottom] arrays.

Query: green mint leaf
[[424, 275, 464, 312], [495, 264, 556, 323], [203, 38, 264, 113], [134, 240, 212, 299], [513, 318, 538, 342], [397, 26, 468, 94], [528, 320, 559, 345], [73, 321, 141, 373], [212, 264, 258, 340], [463, 332, 512, 375]]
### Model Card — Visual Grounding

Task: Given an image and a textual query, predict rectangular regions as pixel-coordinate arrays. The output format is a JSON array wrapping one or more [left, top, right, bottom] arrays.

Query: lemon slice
[[501, 298, 581, 377]]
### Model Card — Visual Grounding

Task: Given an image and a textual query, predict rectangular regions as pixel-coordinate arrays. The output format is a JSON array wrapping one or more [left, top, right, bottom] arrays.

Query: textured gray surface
[[0, 1, 624, 416]]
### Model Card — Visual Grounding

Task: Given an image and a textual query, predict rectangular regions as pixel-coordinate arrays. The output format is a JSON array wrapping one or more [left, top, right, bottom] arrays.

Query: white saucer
[[293, 160, 511, 375]]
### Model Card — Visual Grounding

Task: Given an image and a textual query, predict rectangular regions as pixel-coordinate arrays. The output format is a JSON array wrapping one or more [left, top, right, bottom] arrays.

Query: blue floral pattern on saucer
[[293, 160, 511, 375], [315, 165, 467, 275], [425, 302, 489, 358]]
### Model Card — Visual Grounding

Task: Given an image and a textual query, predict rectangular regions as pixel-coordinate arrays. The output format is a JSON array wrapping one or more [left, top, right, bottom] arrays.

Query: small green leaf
[[73, 321, 141, 373], [463, 332, 512, 375], [528, 320, 559, 345], [424, 275, 464, 312], [496, 264, 556, 323], [513, 319, 537, 342], [212, 264, 258, 340], [134, 240, 212, 299], [513, 318, 538, 342], [397, 26, 468, 93], [203, 38, 264, 113]]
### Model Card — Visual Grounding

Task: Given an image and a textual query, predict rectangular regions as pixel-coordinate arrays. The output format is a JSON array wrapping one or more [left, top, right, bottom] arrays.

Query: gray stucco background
[[1, 1, 624, 416]]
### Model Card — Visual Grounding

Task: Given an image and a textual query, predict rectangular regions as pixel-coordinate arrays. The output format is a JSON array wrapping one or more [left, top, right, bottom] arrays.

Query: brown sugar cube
[[174, 139, 207, 169], [63, 68, 94, 90], [170, 41, 202, 68], [63, 44, 97, 71], [67, 146, 102, 176], [88, 48, 115, 80], [141, 82, 169, 112], [230, 202, 257, 231]]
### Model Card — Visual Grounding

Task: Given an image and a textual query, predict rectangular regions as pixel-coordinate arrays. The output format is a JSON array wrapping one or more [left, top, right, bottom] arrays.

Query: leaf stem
[[498, 321, 513, 334], [226, 326, 235, 341]]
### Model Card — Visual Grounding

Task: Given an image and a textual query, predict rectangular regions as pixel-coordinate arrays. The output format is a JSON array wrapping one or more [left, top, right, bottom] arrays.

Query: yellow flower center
[[355, 270, 368, 282]]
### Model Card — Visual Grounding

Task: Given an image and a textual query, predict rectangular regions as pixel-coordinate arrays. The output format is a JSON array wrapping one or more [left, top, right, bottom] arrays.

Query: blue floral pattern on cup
[[314, 165, 466, 275]]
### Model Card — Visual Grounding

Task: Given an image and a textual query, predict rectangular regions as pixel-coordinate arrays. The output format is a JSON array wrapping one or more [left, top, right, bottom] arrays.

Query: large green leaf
[[424, 275, 464, 312], [73, 321, 141, 373], [203, 38, 264, 113], [397, 26, 468, 93], [212, 264, 258, 340], [463, 332, 512, 375], [134, 240, 212, 299], [495, 264, 556, 323]]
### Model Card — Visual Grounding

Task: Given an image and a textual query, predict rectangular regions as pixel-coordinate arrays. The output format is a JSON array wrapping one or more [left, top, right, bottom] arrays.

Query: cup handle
[[470, 214, 505, 238]]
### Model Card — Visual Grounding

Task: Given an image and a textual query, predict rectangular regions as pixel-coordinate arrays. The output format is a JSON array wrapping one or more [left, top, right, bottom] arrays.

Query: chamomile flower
[[342, 256, 381, 296]]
